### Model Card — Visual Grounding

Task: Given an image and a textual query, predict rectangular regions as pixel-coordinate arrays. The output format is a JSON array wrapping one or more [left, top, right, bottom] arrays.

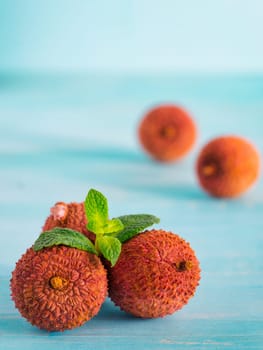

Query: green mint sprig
[[84, 189, 159, 265], [33, 189, 160, 266]]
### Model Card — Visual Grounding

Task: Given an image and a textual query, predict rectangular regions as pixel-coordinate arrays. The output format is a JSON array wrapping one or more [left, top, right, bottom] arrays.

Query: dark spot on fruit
[[202, 162, 217, 177], [201, 155, 221, 177], [174, 261, 193, 272], [160, 125, 177, 140]]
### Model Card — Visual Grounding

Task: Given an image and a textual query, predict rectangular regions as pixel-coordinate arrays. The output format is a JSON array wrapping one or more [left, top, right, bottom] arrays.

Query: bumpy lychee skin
[[43, 202, 95, 242], [108, 229, 200, 318], [196, 136, 260, 198], [138, 105, 197, 162], [10, 246, 107, 331]]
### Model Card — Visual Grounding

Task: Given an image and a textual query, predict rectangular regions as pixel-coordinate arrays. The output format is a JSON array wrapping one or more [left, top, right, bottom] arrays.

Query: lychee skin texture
[[43, 202, 95, 242], [10, 246, 107, 331], [108, 230, 200, 318], [138, 105, 197, 162], [196, 136, 260, 198]]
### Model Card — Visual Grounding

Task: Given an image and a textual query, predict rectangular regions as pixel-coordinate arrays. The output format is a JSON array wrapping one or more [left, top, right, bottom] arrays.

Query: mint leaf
[[103, 218, 124, 234], [85, 189, 108, 234], [116, 214, 160, 243], [33, 227, 97, 255], [97, 236, 121, 266], [87, 221, 105, 235], [85, 189, 124, 235]]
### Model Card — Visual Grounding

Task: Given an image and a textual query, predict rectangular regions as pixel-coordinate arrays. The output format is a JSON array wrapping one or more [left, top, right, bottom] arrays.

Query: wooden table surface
[[0, 73, 262, 349]]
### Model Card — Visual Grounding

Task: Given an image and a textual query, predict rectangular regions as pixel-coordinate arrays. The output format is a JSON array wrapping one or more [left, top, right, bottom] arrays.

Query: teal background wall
[[0, 0, 263, 72]]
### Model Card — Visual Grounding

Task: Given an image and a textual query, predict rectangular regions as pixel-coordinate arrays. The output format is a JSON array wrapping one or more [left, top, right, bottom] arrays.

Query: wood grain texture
[[0, 74, 262, 349]]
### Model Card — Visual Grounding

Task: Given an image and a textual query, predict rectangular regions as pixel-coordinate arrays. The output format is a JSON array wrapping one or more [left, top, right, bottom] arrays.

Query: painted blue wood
[[0, 74, 262, 349]]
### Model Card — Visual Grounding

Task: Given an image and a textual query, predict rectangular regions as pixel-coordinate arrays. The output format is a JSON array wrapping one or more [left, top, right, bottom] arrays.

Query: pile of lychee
[[10, 104, 261, 333], [10, 189, 201, 332], [138, 104, 260, 198]]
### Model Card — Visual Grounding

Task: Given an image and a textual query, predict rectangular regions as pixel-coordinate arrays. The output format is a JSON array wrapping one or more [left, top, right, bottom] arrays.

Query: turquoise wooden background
[[1, 0, 263, 72], [0, 73, 262, 349]]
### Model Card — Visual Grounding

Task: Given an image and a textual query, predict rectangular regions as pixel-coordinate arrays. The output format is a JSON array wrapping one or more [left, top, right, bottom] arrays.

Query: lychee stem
[[94, 233, 102, 255], [49, 276, 68, 290], [202, 164, 216, 177], [160, 126, 177, 139], [175, 261, 193, 272]]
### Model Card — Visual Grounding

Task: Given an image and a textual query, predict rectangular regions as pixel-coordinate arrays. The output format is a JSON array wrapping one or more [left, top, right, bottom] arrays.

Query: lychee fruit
[[43, 202, 95, 242], [196, 135, 260, 198], [107, 229, 200, 318], [10, 245, 107, 331], [138, 104, 197, 162]]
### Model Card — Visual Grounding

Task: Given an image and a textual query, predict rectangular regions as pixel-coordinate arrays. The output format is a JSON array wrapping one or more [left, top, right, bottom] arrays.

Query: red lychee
[[10, 245, 107, 331], [42, 202, 95, 242], [107, 229, 200, 318], [196, 136, 260, 198], [138, 104, 197, 162]]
